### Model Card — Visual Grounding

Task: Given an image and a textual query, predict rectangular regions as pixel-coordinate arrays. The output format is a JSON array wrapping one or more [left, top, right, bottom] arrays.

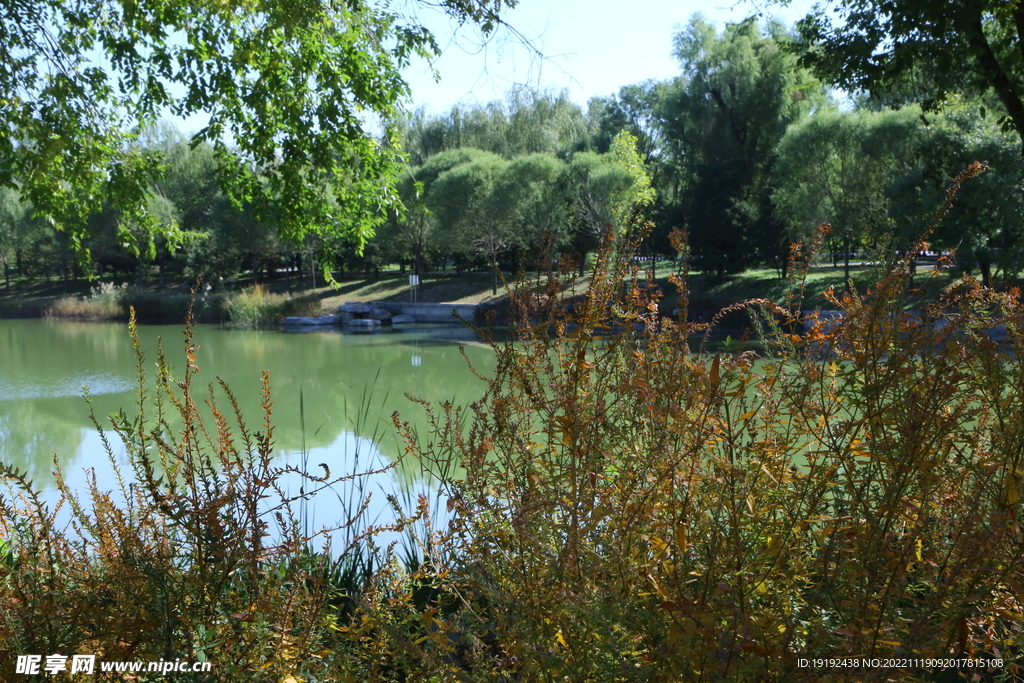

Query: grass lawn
[[678, 262, 966, 311], [267, 271, 511, 312], [0, 259, 988, 322]]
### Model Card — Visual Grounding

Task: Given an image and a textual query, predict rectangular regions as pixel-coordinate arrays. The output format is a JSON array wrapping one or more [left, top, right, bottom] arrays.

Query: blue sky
[[169, 0, 818, 136], [401, 0, 818, 115]]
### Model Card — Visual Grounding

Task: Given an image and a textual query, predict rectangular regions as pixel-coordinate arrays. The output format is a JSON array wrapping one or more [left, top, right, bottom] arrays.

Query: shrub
[[0, 304, 400, 681], [45, 282, 125, 321], [359, 219, 1024, 681]]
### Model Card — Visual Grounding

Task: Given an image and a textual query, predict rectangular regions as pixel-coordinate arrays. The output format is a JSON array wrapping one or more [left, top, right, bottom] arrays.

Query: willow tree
[[398, 88, 590, 165], [773, 109, 894, 284], [793, 0, 1024, 154], [659, 15, 825, 277]]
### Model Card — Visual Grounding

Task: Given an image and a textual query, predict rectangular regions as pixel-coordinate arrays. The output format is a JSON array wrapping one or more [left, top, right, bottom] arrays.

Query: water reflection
[[0, 319, 496, 499]]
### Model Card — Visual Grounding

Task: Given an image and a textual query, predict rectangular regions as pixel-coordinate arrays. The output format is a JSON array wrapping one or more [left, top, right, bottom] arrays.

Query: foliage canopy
[[0, 0, 515, 259], [794, 0, 1024, 152]]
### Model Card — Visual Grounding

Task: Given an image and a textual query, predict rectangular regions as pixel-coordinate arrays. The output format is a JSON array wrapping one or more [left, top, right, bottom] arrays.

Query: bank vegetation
[[1, 202, 1023, 680]]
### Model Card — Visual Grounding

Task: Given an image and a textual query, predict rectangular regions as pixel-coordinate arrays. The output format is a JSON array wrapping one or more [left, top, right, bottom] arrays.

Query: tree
[[587, 81, 662, 163], [659, 16, 825, 277], [793, 0, 1024, 153], [0, 188, 24, 290], [564, 151, 635, 275], [773, 109, 894, 283], [607, 131, 656, 228], [0, 0, 516, 261], [374, 174, 440, 280], [399, 88, 589, 165], [490, 153, 571, 257], [881, 105, 1024, 287], [428, 152, 511, 295], [503, 88, 591, 158]]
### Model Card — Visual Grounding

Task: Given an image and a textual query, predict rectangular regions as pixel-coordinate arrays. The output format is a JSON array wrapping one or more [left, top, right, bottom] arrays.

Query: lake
[[0, 318, 498, 538]]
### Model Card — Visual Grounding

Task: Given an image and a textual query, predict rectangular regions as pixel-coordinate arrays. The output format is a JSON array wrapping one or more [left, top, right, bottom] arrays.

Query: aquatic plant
[[223, 285, 321, 327]]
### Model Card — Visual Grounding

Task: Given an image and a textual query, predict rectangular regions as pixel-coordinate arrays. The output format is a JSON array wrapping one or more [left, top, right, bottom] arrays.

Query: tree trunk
[[979, 255, 992, 288], [491, 255, 498, 296], [966, 16, 1024, 155], [843, 235, 851, 289]]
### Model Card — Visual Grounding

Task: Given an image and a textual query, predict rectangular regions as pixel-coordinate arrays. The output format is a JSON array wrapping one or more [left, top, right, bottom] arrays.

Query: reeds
[[45, 281, 124, 321], [41, 282, 321, 325], [221, 285, 321, 327]]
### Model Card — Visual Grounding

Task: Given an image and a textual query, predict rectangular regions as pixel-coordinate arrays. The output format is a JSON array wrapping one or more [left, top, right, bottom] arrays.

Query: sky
[[167, 0, 819, 137], [400, 0, 819, 115]]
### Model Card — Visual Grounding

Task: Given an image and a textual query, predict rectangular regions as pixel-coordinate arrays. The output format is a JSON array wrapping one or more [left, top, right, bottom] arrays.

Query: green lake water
[[0, 318, 497, 534]]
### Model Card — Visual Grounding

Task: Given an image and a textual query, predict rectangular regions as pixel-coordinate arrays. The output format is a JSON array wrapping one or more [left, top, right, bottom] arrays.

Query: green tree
[[374, 175, 439, 280], [135, 129, 286, 287], [773, 109, 893, 283], [587, 81, 662, 163], [490, 153, 571, 258], [503, 88, 591, 158], [793, 0, 1024, 152], [607, 131, 656, 228], [399, 88, 589, 164], [0, 188, 25, 290], [0, 0, 515, 261], [659, 16, 824, 277], [428, 151, 511, 294], [564, 151, 635, 275], [882, 106, 1024, 287]]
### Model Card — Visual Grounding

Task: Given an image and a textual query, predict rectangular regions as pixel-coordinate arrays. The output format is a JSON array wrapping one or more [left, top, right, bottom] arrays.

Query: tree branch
[[965, 17, 1024, 155]]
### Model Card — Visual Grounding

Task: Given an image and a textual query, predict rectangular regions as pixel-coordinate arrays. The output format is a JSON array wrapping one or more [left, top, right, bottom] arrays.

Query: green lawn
[[670, 262, 970, 312], [0, 260, 988, 322]]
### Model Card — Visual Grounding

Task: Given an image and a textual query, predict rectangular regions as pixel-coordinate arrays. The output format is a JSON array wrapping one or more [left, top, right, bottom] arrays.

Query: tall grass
[[45, 281, 124, 321], [222, 285, 321, 327], [42, 282, 321, 325]]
